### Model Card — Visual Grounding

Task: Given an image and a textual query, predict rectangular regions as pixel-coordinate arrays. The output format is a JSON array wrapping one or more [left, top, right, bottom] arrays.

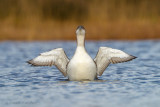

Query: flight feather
[[27, 48, 69, 76], [94, 47, 136, 76]]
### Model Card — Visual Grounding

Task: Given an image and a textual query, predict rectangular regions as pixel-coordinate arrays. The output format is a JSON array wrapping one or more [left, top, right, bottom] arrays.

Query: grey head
[[76, 25, 85, 36]]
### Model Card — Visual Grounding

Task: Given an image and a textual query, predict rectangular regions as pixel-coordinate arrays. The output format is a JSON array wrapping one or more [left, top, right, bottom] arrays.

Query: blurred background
[[0, 0, 160, 41]]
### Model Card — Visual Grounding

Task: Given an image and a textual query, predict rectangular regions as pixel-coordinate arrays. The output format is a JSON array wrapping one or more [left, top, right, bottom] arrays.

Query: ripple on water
[[0, 40, 160, 107]]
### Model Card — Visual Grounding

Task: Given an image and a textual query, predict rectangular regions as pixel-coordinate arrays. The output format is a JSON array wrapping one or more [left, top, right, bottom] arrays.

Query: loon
[[27, 26, 136, 81]]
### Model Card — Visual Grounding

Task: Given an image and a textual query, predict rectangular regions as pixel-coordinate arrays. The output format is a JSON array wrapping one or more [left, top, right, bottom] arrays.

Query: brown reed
[[0, 0, 160, 40]]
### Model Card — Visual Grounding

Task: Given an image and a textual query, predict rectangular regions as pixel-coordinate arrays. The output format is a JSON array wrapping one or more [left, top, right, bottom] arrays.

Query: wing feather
[[27, 48, 69, 76], [94, 47, 136, 76]]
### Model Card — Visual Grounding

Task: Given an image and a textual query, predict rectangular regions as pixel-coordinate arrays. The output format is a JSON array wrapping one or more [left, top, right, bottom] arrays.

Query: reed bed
[[0, 0, 160, 40]]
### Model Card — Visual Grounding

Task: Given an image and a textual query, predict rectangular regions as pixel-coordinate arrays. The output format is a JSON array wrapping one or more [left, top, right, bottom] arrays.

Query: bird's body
[[27, 26, 136, 81], [67, 47, 97, 81]]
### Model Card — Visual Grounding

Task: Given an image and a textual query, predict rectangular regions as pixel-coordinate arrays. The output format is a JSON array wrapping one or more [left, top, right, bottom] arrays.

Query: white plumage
[[94, 47, 136, 76], [28, 48, 69, 76], [27, 26, 136, 81]]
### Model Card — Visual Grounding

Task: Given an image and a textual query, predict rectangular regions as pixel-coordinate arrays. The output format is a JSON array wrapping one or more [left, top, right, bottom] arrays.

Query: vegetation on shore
[[0, 0, 160, 40]]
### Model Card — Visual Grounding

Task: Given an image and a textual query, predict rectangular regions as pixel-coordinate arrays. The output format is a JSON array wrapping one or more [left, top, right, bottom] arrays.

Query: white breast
[[67, 47, 97, 81]]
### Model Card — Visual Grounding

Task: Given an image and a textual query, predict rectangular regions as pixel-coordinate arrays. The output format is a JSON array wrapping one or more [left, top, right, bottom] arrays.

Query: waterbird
[[27, 26, 136, 81]]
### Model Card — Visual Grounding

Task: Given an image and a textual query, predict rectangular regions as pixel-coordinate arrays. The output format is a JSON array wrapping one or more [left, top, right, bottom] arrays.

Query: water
[[0, 40, 160, 107]]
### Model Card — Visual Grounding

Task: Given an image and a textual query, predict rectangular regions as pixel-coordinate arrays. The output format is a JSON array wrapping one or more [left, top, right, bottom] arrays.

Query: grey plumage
[[27, 48, 69, 76], [94, 47, 136, 76]]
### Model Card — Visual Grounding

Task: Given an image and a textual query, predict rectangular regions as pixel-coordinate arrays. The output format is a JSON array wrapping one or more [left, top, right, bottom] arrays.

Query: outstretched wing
[[94, 47, 136, 76], [27, 48, 69, 76]]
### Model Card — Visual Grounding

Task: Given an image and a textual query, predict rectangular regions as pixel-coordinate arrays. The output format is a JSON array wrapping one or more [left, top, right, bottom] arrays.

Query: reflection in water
[[0, 41, 160, 107]]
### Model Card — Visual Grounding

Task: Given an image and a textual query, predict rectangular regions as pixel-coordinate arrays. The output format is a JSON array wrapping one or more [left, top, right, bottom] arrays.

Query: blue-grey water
[[0, 40, 160, 107]]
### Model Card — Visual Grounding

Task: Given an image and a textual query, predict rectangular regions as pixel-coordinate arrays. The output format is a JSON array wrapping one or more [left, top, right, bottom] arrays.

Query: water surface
[[0, 40, 160, 107]]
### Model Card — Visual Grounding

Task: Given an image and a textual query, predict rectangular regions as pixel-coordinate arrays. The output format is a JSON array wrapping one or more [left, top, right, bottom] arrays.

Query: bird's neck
[[77, 35, 85, 48]]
